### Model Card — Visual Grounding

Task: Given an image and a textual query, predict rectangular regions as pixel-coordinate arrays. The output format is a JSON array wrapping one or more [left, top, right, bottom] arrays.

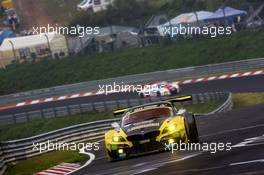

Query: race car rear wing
[[113, 95, 192, 116], [165, 95, 192, 103], [113, 108, 128, 116]]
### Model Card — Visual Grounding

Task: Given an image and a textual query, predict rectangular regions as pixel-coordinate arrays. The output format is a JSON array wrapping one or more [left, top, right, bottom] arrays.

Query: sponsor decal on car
[[127, 123, 160, 132]]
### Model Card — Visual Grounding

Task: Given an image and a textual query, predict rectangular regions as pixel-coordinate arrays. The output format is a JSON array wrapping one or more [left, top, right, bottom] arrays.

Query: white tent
[[0, 33, 68, 68], [0, 33, 66, 51], [162, 11, 214, 26], [157, 11, 213, 36]]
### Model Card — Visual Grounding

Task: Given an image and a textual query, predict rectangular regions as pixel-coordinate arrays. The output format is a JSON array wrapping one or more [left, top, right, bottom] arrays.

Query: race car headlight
[[162, 124, 177, 134], [112, 136, 125, 142], [168, 125, 176, 131]]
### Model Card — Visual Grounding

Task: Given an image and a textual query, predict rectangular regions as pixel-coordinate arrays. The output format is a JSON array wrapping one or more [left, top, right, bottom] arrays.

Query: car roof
[[124, 101, 174, 114]]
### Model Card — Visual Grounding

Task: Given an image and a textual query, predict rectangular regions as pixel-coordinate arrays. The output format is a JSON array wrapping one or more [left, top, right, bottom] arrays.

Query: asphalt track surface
[[72, 104, 264, 175], [0, 74, 263, 116]]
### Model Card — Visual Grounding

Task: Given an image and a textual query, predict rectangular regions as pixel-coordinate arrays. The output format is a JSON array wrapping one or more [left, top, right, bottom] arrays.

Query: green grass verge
[[0, 112, 114, 141], [0, 31, 263, 95], [177, 101, 224, 114], [233, 93, 264, 109], [4, 150, 87, 175]]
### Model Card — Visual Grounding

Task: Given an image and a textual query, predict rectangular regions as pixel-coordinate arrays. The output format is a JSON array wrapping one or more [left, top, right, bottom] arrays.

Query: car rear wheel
[[184, 113, 199, 143], [107, 151, 117, 162]]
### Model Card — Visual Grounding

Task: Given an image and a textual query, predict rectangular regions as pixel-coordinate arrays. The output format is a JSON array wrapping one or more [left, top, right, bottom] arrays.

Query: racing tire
[[169, 89, 176, 95], [184, 113, 199, 143], [107, 151, 117, 162]]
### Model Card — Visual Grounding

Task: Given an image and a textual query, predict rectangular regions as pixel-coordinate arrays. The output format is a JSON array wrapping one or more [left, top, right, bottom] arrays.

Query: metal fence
[[0, 92, 228, 126], [0, 58, 263, 106], [0, 91, 233, 175]]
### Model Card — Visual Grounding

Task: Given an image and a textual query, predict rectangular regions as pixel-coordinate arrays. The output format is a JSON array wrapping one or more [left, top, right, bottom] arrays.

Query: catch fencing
[[0, 92, 233, 175]]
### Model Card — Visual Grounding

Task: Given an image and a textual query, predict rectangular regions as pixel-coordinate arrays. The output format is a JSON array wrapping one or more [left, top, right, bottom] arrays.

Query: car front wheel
[[184, 113, 199, 143]]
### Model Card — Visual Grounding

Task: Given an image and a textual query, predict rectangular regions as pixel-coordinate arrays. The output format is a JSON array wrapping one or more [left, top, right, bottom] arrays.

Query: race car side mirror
[[177, 109, 186, 115], [111, 122, 120, 130]]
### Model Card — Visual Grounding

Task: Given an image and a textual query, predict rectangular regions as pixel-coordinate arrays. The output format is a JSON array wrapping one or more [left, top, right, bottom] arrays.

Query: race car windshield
[[158, 82, 168, 86], [122, 107, 172, 126]]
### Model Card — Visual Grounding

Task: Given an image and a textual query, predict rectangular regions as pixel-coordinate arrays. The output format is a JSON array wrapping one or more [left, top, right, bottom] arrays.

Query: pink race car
[[138, 81, 180, 98]]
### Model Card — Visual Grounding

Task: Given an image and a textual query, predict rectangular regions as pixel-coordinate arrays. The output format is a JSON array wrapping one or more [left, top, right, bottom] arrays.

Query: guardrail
[[0, 57, 263, 105], [1, 92, 228, 126], [0, 92, 233, 175]]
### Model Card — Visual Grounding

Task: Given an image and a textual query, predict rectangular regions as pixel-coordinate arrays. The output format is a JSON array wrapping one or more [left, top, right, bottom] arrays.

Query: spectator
[[8, 15, 12, 25], [0, 6, 5, 15], [13, 14, 18, 24]]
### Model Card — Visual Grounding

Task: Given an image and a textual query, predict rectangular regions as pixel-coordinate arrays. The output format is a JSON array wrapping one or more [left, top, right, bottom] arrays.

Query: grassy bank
[[0, 31, 263, 95], [4, 150, 87, 175], [0, 112, 114, 141], [233, 93, 264, 109]]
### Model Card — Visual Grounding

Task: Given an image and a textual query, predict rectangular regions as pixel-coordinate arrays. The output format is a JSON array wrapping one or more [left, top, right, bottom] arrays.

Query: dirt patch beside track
[[14, 0, 54, 30]]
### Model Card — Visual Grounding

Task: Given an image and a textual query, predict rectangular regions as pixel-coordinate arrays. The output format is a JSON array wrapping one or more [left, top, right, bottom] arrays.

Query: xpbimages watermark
[[32, 24, 100, 37], [161, 24, 233, 38], [97, 82, 165, 95], [33, 140, 100, 153], [165, 141, 232, 154]]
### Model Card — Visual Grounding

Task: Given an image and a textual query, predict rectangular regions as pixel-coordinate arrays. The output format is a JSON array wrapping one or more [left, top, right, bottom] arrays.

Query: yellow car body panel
[[105, 129, 132, 152], [156, 116, 187, 143]]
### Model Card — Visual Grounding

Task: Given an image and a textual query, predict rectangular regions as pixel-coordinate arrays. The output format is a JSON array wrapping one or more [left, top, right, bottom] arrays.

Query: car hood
[[121, 117, 166, 137]]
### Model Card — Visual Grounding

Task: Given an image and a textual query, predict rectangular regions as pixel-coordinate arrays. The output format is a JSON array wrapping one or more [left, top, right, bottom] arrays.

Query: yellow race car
[[104, 96, 199, 161]]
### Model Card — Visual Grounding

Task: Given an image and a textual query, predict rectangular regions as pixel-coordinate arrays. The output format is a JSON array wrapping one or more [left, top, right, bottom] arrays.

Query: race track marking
[[253, 70, 263, 75], [96, 91, 105, 95], [218, 75, 228, 79], [130, 168, 157, 175], [129, 153, 202, 175], [70, 94, 80, 99], [242, 72, 251, 76], [200, 123, 264, 138], [207, 76, 217, 80], [230, 73, 239, 78], [44, 98, 54, 102], [182, 79, 192, 84], [35, 163, 81, 175], [131, 162, 148, 168], [232, 134, 264, 148], [57, 96, 67, 100], [16, 102, 26, 107], [230, 159, 264, 166], [164, 160, 264, 175], [196, 78, 205, 82], [31, 100, 40, 104], [83, 92, 92, 96]]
